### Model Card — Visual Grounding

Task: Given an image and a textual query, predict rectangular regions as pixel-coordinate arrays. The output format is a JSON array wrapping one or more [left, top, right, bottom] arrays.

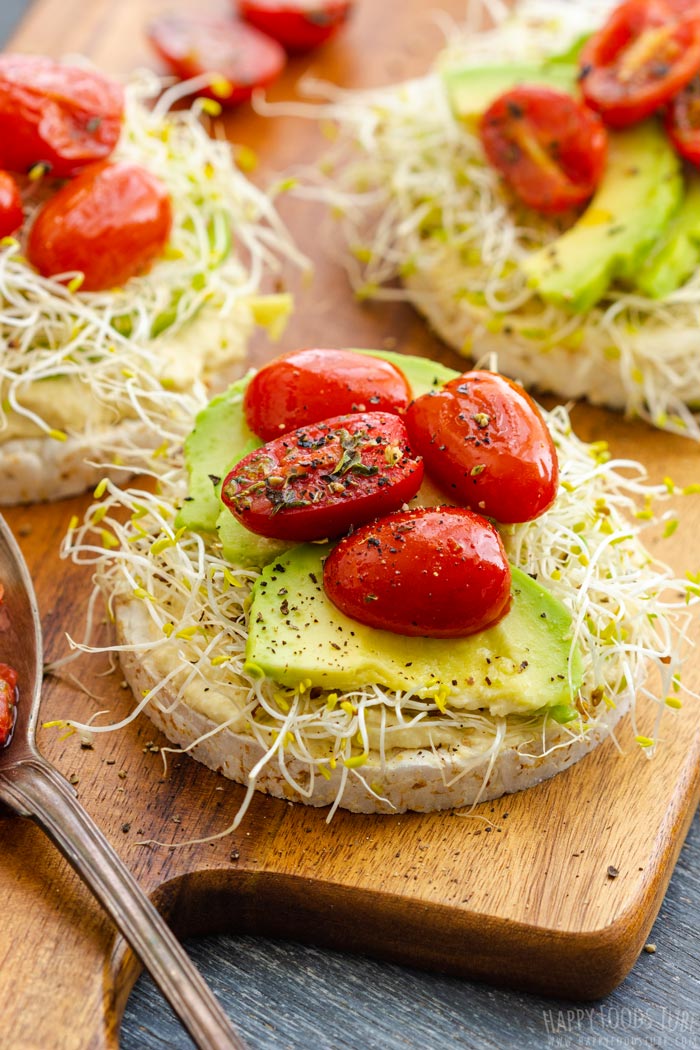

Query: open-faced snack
[[282, 0, 700, 438], [0, 56, 301, 504], [63, 348, 696, 824]]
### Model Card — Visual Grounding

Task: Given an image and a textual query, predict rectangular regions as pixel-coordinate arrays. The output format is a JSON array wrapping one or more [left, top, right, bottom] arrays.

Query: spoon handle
[[0, 756, 248, 1050]]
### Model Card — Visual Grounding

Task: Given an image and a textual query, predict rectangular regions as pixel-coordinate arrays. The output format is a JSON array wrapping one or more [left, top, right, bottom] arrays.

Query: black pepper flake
[[121, 822, 131, 834], [607, 865, 619, 879]]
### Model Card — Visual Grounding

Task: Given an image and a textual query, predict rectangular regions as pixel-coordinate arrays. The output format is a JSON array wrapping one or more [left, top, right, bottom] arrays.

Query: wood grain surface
[[1, 2, 699, 1048]]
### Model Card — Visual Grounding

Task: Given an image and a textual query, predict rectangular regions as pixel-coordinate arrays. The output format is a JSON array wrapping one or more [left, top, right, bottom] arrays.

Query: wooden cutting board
[[1, 1, 699, 1047]]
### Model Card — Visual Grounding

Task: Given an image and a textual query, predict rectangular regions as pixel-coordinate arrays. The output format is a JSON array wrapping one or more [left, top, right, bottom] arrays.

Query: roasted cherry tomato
[[238, 0, 354, 53], [147, 14, 286, 105], [323, 507, 512, 638], [479, 86, 607, 214], [405, 371, 558, 524], [244, 348, 412, 442], [0, 663, 18, 748], [666, 74, 700, 163], [0, 171, 23, 238], [27, 162, 172, 292], [221, 411, 423, 541], [0, 54, 123, 178], [579, 0, 700, 128]]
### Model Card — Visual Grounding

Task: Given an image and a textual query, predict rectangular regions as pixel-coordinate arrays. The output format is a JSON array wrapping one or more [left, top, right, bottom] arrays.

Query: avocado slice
[[443, 62, 578, 125], [635, 173, 700, 299], [174, 376, 257, 533], [245, 544, 583, 719], [176, 349, 459, 543], [520, 120, 683, 313]]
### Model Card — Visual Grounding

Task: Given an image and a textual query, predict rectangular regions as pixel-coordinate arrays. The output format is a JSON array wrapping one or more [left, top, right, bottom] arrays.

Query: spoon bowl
[[0, 512, 247, 1050]]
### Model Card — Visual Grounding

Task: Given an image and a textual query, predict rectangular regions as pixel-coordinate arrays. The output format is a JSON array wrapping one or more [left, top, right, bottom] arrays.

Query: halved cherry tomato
[[0, 664, 18, 748], [479, 86, 607, 214], [244, 349, 412, 442], [323, 507, 512, 638], [405, 371, 558, 524], [666, 74, 700, 163], [221, 411, 423, 541], [146, 14, 286, 106], [27, 162, 172, 292], [579, 0, 700, 128], [0, 171, 23, 238], [0, 55, 123, 178], [238, 0, 354, 53]]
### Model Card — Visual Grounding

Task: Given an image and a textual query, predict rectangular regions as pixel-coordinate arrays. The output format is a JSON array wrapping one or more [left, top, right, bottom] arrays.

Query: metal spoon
[[0, 513, 248, 1050]]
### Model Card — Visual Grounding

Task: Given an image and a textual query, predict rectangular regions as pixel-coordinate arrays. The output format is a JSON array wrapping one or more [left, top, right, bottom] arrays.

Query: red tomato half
[[0, 665, 17, 748], [479, 87, 607, 214], [405, 371, 558, 524], [323, 507, 512, 638], [221, 412, 423, 541], [238, 0, 354, 53], [0, 171, 23, 238], [244, 349, 412, 441], [666, 74, 700, 163], [579, 0, 700, 128], [147, 15, 286, 105], [0, 54, 123, 178], [0, 664, 18, 692], [27, 162, 172, 292]]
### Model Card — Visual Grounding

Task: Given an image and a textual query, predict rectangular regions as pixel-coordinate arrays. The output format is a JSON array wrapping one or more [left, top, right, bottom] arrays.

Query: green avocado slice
[[174, 376, 257, 533], [443, 62, 578, 125], [244, 544, 583, 719], [635, 173, 700, 299], [520, 120, 683, 313]]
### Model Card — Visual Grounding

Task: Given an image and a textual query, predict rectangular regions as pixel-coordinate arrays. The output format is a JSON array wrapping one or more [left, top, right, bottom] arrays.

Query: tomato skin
[[479, 87, 607, 214], [221, 411, 423, 541], [666, 74, 700, 163], [0, 664, 18, 692], [238, 1, 354, 53], [405, 372, 558, 524], [27, 162, 172, 292], [0, 171, 23, 238], [244, 349, 412, 442], [579, 0, 700, 128], [0, 664, 17, 748], [147, 15, 286, 105], [323, 507, 512, 638], [0, 55, 123, 178]]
